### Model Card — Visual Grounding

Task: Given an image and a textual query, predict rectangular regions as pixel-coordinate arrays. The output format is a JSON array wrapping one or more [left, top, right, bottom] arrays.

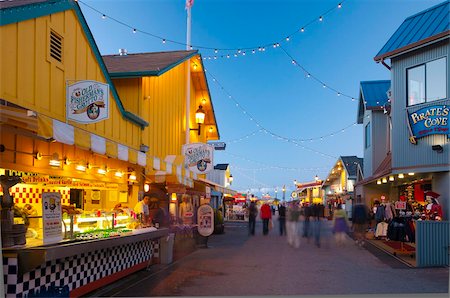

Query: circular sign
[[291, 191, 297, 198]]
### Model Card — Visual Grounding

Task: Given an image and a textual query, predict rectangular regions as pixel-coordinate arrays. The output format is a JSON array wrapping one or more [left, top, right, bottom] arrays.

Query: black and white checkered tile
[[3, 239, 160, 297]]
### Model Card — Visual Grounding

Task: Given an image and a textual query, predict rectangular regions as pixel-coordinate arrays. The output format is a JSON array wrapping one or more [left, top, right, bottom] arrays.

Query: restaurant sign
[[182, 143, 214, 174], [67, 80, 109, 124], [407, 105, 449, 142]]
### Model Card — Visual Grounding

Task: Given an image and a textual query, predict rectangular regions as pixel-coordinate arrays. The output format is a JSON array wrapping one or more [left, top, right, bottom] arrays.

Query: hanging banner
[[407, 105, 449, 141], [42, 192, 62, 244], [197, 204, 214, 237], [182, 143, 214, 174], [67, 80, 109, 124]]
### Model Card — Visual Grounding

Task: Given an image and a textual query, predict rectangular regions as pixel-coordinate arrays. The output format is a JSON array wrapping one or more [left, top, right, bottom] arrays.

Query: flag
[[185, 0, 194, 9]]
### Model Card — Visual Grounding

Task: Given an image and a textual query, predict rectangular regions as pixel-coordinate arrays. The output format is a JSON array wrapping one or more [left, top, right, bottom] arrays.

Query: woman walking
[[332, 204, 349, 246]]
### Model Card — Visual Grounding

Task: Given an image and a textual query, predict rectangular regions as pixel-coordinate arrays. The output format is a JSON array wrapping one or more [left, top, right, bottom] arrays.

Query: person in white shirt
[[134, 195, 150, 224]]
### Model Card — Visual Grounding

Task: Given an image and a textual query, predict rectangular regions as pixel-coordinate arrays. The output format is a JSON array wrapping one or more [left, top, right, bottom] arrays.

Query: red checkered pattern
[[10, 186, 70, 204]]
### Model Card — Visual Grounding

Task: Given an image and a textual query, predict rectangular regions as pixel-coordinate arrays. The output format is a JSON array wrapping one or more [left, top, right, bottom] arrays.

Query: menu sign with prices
[[197, 204, 214, 237], [42, 192, 62, 244]]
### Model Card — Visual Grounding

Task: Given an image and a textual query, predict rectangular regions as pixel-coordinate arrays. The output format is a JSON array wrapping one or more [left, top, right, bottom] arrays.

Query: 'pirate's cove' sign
[[182, 143, 214, 174], [407, 105, 449, 142], [67, 80, 109, 124]]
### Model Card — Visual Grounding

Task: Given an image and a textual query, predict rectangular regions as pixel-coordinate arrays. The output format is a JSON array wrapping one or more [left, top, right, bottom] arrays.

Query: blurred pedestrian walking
[[332, 204, 349, 246], [311, 203, 325, 247], [248, 201, 258, 236], [278, 202, 287, 236], [302, 204, 312, 239], [287, 203, 301, 248], [260, 202, 272, 235], [352, 197, 370, 247]]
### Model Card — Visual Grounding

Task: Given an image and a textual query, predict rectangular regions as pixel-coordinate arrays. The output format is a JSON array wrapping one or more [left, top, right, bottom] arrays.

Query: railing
[[416, 221, 449, 267]]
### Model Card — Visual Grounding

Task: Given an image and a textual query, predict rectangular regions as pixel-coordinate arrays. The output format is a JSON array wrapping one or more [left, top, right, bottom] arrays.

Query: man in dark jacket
[[278, 203, 287, 236], [352, 202, 370, 246], [248, 202, 258, 235]]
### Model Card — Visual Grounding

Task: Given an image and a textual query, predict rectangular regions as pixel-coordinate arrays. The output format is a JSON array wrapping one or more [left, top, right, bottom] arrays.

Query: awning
[[145, 155, 194, 188], [37, 115, 146, 166]]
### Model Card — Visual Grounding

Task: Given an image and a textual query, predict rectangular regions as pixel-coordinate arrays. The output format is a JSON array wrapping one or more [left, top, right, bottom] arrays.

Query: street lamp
[[282, 185, 286, 201], [315, 175, 319, 181], [190, 105, 206, 135], [275, 188, 278, 198]]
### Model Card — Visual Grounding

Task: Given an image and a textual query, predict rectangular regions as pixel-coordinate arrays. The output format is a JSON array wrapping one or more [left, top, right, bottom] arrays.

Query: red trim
[[69, 260, 153, 297]]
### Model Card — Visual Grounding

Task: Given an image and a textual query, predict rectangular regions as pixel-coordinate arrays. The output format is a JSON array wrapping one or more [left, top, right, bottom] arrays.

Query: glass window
[[407, 65, 425, 106], [365, 122, 371, 149], [407, 57, 447, 106], [426, 57, 446, 102]]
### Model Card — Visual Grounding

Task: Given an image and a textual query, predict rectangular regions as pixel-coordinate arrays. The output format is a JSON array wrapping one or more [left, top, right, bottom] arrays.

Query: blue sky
[[79, 0, 443, 197]]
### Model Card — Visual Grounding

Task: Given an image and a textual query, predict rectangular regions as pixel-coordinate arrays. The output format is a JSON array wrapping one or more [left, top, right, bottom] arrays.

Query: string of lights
[[78, 0, 346, 57], [231, 165, 330, 172], [205, 68, 360, 158], [280, 46, 357, 101]]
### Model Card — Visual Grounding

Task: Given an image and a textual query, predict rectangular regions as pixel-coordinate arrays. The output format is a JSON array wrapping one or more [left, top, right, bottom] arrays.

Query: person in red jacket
[[260, 203, 272, 235]]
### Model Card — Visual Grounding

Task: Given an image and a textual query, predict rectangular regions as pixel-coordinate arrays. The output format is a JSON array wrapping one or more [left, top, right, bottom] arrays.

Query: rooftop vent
[[119, 48, 127, 56]]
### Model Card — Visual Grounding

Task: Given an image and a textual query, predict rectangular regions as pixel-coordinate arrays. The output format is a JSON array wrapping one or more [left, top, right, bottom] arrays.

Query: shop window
[[70, 189, 84, 209], [365, 122, 371, 148], [407, 57, 447, 106]]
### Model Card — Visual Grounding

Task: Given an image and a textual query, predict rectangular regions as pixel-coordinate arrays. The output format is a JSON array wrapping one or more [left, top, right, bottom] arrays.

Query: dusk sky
[[79, 0, 443, 197]]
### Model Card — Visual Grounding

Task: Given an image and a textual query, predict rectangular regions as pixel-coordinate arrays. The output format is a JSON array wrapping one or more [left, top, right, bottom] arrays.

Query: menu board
[[42, 192, 62, 244]]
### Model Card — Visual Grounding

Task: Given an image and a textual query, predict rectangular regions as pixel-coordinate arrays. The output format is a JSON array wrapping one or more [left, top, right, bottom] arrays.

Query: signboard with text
[[208, 142, 226, 150], [67, 80, 109, 124], [182, 143, 214, 174], [197, 204, 214, 237], [408, 105, 449, 140], [42, 192, 62, 244]]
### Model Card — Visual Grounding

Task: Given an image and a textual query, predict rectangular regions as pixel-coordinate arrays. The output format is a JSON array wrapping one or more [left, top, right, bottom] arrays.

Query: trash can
[[159, 233, 175, 264]]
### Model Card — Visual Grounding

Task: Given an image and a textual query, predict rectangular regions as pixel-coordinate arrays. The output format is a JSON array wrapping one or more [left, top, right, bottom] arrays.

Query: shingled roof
[[102, 50, 198, 78], [374, 0, 450, 61]]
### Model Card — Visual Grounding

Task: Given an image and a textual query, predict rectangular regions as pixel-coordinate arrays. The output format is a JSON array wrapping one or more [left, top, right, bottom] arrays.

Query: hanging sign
[[407, 105, 449, 142], [182, 143, 214, 174], [208, 142, 226, 150], [42, 192, 62, 244], [67, 80, 109, 124], [395, 201, 406, 210], [197, 204, 214, 237]]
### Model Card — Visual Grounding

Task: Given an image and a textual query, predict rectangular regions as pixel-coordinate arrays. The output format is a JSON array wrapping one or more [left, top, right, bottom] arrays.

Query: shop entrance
[[70, 189, 84, 209]]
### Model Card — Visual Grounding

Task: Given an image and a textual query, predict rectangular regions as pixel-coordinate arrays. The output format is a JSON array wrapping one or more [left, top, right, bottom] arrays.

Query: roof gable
[[375, 0, 450, 61], [341, 156, 363, 178], [102, 50, 199, 78], [0, 0, 148, 128], [357, 80, 390, 123]]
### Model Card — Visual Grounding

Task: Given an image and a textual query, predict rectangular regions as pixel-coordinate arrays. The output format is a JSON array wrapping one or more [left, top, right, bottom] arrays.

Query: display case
[[62, 210, 136, 240]]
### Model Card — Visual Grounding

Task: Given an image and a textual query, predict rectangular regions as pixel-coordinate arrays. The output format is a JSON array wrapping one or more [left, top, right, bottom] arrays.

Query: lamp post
[[275, 188, 278, 199], [282, 185, 286, 201]]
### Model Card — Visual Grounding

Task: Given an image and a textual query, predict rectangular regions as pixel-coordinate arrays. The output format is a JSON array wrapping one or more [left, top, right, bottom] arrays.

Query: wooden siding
[[0, 10, 141, 149], [391, 40, 450, 171], [139, 62, 188, 157], [362, 110, 373, 177]]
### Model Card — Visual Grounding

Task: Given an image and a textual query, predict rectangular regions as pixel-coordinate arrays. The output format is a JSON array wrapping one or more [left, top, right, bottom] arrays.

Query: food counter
[[3, 227, 169, 297]]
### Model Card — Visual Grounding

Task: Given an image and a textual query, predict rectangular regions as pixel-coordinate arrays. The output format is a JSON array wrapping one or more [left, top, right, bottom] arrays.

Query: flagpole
[[185, 3, 192, 145]]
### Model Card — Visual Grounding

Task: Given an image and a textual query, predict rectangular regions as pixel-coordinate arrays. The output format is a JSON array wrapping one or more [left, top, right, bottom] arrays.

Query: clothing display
[[375, 222, 388, 237]]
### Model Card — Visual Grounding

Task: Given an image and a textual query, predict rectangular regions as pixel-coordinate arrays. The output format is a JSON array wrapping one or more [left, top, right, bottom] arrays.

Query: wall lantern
[[382, 177, 387, 183], [171, 193, 178, 202], [398, 173, 404, 179], [389, 175, 394, 181], [229, 174, 233, 184], [377, 180, 382, 185], [189, 105, 206, 135]]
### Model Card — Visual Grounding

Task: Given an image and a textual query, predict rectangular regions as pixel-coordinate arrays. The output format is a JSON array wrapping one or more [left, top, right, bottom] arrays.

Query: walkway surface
[[86, 217, 449, 297]]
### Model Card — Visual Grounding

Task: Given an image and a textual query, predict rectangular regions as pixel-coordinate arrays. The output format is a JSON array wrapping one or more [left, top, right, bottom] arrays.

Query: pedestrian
[[248, 201, 258, 236], [260, 202, 272, 235], [271, 205, 276, 215], [332, 204, 349, 246], [287, 203, 301, 248], [278, 202, 286, 236], [311, 203, 322, 247], [352, 199, 370, 247], [302, 204, 312, 239]]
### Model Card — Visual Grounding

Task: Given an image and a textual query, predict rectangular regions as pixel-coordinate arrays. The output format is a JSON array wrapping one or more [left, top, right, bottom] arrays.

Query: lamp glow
[[398, 173, 404, 179]]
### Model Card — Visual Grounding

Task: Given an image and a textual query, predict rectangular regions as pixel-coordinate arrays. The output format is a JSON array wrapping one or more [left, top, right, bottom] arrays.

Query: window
[[407, 57, 447, 106], [365, 122, 371, 149]]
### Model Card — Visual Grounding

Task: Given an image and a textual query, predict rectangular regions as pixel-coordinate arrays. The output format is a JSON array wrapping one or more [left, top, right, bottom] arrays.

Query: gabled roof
[[102, 51, 198, 78], [0, 0, 148, 128], [374, 0, 450, 61], [357, 80, 390, 124], [341, 156, 364, 178], [214, 164, 229, 171]]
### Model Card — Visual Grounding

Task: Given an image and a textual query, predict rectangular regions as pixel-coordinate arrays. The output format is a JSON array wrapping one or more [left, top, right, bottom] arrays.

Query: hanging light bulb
[[319, 16, 323, 22], [398, 173, 405, 179], [101, 14, 106, 19], [162, 39, 166, 44], [300, 27, 305, 32], [132, 28, 137, 33], [214, 49, 218, 53], [286, 37, 290, 41], [338, 3, 342, 8]]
